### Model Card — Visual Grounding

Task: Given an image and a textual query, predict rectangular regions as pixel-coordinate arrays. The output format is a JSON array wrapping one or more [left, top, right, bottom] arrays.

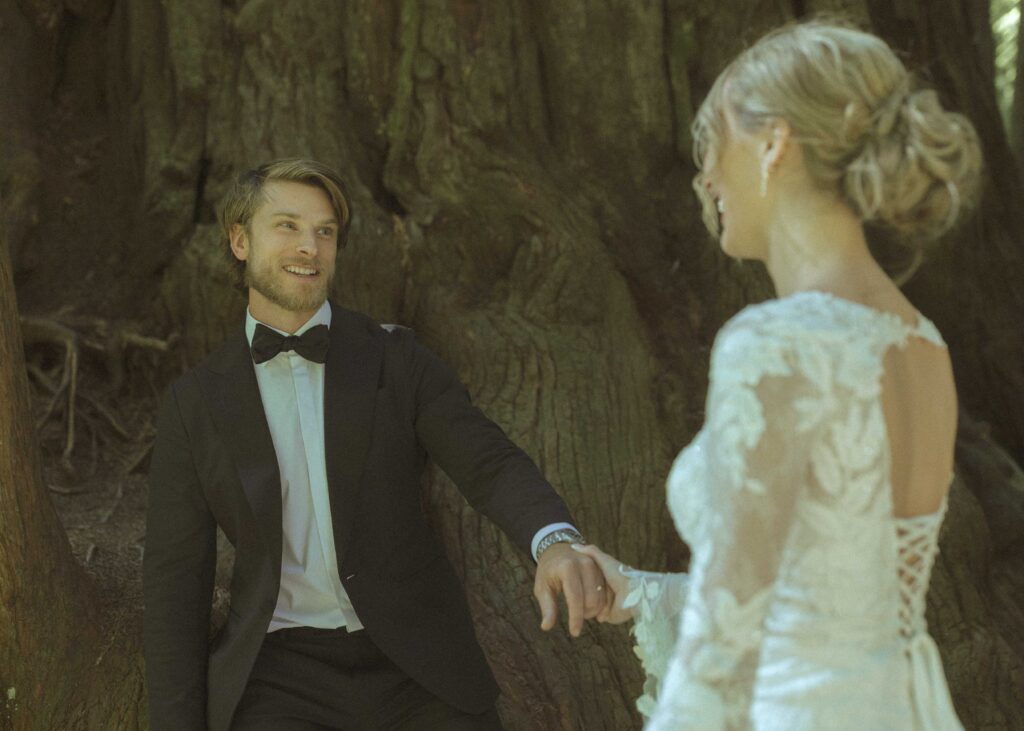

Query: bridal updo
[[692, 21, 982, 277]]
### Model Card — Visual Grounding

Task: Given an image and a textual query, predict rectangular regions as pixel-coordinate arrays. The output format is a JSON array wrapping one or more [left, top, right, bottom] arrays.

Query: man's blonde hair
[[217, 158, 351, 290]]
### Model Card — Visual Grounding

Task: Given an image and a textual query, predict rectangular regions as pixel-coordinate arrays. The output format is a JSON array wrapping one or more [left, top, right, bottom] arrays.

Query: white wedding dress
[[624, 291, 964, 730]]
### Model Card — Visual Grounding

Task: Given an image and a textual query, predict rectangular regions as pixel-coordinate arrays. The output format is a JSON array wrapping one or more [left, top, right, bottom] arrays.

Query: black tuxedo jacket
[[142, 303, 574, 731]]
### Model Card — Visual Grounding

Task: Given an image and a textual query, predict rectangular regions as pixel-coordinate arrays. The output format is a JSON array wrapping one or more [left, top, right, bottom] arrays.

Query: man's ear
[[229, 224, 249, 262]]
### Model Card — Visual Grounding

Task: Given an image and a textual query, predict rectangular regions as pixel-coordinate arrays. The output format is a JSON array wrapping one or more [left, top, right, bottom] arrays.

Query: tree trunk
[[1, 0, 1023, 728], [0, 214, 81, 725], [1012, 0, 1024, 168], [0, 215, 147, 728]]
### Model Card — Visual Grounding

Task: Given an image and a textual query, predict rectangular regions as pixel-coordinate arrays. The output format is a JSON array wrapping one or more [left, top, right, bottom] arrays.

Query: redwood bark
[[1012, 0, 1024, 167], [0, 218, 102, 727]]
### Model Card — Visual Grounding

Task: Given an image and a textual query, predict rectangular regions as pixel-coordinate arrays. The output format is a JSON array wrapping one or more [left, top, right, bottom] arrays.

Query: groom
[[142, 158, 606, 730]]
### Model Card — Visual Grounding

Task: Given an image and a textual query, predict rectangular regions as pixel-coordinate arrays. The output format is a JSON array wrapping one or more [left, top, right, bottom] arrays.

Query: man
[[143, 158, 605, 730]]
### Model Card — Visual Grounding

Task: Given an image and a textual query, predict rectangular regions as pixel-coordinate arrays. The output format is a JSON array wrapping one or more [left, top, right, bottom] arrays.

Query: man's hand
[[534, 543, 609, 637], [571, 544, 635, 624]]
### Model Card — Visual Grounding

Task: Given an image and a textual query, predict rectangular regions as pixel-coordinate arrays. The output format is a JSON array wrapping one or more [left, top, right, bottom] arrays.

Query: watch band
[[536, 528, 586, 559]]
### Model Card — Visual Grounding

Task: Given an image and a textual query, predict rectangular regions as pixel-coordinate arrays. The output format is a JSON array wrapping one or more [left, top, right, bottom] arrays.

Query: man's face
[[230, 180, 339, 330]]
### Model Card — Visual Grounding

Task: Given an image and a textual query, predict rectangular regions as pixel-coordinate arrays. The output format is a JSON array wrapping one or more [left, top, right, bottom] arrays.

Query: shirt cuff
[[530, 522, 580, 562]]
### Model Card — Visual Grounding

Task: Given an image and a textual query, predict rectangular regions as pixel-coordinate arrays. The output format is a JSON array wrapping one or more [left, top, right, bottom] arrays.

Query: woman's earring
[[759, 158, 770, 198]]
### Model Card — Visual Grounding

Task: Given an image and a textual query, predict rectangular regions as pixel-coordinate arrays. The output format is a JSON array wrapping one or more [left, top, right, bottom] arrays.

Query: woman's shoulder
[[712, 291, 912, 390], [717, 292, 850, 352], [719, 290, 921, 346]]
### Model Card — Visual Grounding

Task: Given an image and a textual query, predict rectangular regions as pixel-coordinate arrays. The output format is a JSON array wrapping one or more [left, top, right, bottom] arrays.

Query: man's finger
[[596, 590, 616, 623], [561, 564, 586, 637], [570, 545, 616, 616], [581, 559, 609, 618], [536, 582, 558, 631]]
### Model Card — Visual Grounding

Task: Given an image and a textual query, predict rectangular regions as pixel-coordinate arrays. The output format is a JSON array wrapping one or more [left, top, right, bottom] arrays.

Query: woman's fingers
[[571, 543, 619, 578]]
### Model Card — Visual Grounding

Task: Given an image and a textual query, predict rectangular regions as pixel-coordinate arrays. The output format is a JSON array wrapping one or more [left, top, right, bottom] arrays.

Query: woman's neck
[[763, 193, 887, 300]]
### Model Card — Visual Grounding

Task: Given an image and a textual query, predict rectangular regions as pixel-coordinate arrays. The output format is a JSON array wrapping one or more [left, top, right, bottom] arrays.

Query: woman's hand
[[571, 544, 638, 625]]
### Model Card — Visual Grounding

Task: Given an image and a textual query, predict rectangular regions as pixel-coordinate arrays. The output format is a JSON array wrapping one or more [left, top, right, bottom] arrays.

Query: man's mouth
[[284, 265, 319, 277]]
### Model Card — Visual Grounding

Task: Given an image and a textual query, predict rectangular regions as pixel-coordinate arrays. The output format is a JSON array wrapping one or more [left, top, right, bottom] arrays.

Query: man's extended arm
[[404, 332, 571, 547], [401, 331, 607, 633]]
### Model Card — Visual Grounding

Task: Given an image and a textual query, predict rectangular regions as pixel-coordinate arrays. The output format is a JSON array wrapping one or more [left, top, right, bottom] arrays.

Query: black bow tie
[[251, 323, 330, 364]]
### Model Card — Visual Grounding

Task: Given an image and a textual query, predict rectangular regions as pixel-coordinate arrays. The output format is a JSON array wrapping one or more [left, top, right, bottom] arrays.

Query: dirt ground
[[25, 321, 166, 625], [27, 323, 237, 644]]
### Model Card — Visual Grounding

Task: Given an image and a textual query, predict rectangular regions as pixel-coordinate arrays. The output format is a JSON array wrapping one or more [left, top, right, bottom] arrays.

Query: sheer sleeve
[[646, 323, 825, 730], [621, 568, 690, 716]]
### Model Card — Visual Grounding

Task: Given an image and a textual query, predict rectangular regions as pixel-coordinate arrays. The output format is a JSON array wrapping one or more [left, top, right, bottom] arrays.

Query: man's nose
[[296, 230, 318, 256]]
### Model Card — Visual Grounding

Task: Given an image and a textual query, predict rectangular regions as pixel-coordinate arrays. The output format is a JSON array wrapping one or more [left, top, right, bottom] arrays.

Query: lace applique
[[646, 586, 773, 731], [621, 569, 689, 716], [646, 309, 825, 729], [638, 293, 961, 730]]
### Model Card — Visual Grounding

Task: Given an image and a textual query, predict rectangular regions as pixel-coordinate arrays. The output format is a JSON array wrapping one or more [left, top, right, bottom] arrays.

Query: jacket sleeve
[[143, 382, 217, 731], [401, 332, 574, 554]]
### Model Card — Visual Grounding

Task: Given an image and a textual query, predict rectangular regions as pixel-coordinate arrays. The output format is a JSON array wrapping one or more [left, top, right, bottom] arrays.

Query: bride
[[574, 20, 981, 731]]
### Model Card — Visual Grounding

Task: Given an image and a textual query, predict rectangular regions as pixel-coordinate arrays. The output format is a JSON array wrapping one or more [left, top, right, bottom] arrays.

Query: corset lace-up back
[[896, 501, 947, 640]]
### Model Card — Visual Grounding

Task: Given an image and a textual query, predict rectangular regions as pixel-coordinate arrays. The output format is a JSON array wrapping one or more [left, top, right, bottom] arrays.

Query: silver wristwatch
[[536, 528, 586, 559]]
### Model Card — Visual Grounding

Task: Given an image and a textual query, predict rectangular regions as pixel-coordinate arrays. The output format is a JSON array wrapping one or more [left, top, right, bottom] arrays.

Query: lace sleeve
[[620, 568, 690, 716], [646, 321, 825, 730]]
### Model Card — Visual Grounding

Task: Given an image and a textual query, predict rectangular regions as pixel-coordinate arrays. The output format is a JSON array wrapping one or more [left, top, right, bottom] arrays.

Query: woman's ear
[[762, 120, 792, 171], [229, 224, 249, 262]]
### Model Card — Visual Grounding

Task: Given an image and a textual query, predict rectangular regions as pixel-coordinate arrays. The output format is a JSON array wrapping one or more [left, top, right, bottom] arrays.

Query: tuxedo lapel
[[324, 304, 383, 560], [205, 331, 283, 571]]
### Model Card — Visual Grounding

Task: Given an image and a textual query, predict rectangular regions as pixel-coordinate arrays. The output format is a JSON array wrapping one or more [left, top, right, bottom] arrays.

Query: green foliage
[[992, 0, 1020, 132]]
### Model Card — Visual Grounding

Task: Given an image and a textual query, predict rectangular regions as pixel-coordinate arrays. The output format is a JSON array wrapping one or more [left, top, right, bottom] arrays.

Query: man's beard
[[245, 257, 333, 313]]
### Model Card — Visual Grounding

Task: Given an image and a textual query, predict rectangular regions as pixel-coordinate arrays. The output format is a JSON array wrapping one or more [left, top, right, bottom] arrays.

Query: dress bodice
[[630, 291, 962, 731]]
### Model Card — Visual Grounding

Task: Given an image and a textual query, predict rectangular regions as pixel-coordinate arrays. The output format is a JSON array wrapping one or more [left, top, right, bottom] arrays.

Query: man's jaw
[[246, 259, 333, 327]]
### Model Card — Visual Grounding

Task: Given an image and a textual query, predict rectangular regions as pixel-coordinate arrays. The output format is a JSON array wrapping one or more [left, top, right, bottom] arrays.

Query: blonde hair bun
[[843, 85, 982, 241], [692, 20, 983, 250]]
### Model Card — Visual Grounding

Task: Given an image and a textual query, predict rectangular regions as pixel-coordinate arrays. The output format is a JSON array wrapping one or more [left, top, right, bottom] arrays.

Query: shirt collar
[[245, 300, 333, 346]]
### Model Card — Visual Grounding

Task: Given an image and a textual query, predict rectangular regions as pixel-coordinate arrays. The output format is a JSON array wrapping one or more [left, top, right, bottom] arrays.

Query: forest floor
[[22, 315, 171, 629], [32, 367, 155, 624], [25, 322, 236, 644]]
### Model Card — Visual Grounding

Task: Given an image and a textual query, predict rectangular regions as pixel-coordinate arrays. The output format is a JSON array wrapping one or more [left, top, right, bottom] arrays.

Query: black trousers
[[230, 627, 503, 731]]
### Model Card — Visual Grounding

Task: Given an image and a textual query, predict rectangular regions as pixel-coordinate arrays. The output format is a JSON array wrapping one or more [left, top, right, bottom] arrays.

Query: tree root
[[20, 313, 177, 472], [21, 318, 78, 465]]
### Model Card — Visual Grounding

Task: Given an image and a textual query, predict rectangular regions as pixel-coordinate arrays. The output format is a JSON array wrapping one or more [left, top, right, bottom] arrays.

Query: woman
[[575, 20, 981, 730]]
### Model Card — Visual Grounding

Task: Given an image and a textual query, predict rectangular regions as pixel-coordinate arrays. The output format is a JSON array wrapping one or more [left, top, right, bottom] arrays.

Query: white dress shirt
[[245, 302, 575, 633]]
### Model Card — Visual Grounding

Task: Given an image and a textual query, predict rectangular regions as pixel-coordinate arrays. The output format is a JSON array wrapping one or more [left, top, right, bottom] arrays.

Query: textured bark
[[0, 1, 46, 271], [0, 222, 80, 726], [0, 214, 146, 729], [1013, 0, 1024, 167], [1, 0, 1023, 728]]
